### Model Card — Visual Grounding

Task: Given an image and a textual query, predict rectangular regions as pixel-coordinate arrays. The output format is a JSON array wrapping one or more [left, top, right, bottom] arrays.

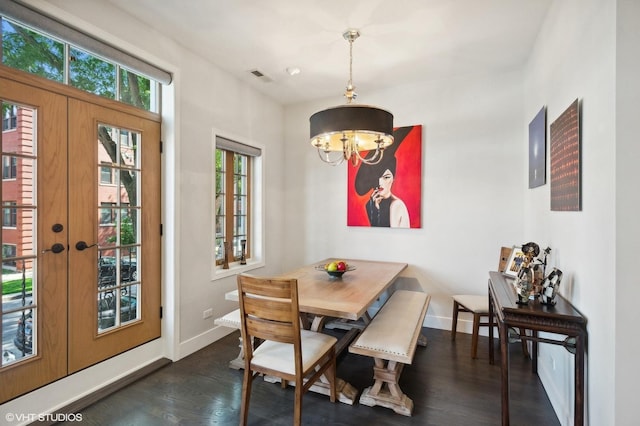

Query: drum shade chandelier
[[310, 29, 394, 166]]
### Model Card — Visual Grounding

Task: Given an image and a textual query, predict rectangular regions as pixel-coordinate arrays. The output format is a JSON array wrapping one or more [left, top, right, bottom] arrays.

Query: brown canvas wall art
[[550, 99, 581, 211]]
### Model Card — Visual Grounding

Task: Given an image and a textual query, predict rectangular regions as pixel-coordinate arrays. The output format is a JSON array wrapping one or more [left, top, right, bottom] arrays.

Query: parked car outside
[[97, 293, 138, 330], [98, 256, 137, 288]]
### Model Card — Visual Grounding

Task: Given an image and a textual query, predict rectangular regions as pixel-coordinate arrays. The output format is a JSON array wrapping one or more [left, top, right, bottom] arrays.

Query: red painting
[[347, 125, 422, 228], [550, 99, 581, 211]]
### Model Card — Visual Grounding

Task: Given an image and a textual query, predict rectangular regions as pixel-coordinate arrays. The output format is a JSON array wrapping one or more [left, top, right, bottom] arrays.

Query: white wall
[[1, 0, 284, 421], [523, 0, 616, 424], [615, 1, 640, 426], [284, 71, 525, 329]]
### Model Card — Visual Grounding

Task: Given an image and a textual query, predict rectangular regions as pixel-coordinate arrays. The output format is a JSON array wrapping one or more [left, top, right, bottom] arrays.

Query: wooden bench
[[348, 290, 431, 416]]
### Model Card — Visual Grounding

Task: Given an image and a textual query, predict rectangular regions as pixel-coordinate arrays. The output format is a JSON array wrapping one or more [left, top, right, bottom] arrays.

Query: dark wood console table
[[488, 271, 587, 426]]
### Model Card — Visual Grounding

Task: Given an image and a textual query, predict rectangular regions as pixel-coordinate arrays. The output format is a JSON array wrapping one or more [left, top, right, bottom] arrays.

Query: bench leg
[[359, 358, 414, 416], [229, 335, 251, 370]]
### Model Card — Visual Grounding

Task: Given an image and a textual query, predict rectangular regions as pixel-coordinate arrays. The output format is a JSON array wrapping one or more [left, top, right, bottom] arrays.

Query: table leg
[[575, 334, 585, 426], [489, 289, 495, 365], [499, 320, 510, 426], [532, 330, 538, 374]]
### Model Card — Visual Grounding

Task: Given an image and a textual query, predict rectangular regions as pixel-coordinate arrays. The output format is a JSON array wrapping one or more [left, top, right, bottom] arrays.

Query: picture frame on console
[[503, 246, 525, 277]]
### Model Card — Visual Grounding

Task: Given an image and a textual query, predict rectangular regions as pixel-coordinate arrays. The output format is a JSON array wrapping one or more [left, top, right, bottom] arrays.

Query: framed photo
[[504, 246, 525, 277]]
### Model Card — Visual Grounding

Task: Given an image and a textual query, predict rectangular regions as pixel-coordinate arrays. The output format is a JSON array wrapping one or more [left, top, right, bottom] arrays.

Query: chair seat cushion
[[452, 295, 489, 313], [251, 330, 337, 375]]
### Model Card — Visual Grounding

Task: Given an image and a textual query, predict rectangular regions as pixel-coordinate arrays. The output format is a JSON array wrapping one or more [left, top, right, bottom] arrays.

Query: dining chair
[[451, 247, 529, 358], [237, 274, 337, 426]]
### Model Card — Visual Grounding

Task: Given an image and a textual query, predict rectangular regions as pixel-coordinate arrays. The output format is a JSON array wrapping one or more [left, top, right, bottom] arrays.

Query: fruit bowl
[[315, 262, 356, 278]]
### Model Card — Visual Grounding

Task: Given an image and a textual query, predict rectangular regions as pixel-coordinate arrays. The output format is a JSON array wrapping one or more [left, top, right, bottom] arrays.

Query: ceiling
[[107, 0, 553, 106]]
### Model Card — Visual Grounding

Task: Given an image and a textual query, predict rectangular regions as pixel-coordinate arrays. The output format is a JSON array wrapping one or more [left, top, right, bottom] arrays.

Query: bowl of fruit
[[315, 260, 355, 278]]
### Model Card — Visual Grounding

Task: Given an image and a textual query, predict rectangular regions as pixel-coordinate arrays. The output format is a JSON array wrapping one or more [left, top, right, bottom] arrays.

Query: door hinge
[[160, 140, 163, 153], [160, 223, 163, 236], [160, 306, 163, 319]]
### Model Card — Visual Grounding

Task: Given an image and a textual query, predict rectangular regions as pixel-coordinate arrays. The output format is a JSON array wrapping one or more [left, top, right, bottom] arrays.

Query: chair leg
[[294, 377, 303, 426], [471, 313, 481, 359], [239, 369, 253, 426], [451, 301, 460, 340]]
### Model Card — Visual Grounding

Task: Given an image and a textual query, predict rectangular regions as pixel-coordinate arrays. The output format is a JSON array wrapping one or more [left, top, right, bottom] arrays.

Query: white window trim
[[211, 129, 265, 280]]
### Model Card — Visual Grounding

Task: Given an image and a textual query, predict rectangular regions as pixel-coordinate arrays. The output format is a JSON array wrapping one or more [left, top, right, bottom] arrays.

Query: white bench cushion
[[350, 290, 429, 364], [214, 309, 241, 329], [251, 330, 337, 375], [452, 295, 488, 313]]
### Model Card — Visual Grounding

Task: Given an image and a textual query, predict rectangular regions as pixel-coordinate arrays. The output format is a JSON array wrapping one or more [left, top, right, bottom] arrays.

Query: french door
[[0, 69, 161, 402]]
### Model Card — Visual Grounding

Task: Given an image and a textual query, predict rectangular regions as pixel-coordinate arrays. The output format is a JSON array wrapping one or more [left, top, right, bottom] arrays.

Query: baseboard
[[178, 325, 236, 359]]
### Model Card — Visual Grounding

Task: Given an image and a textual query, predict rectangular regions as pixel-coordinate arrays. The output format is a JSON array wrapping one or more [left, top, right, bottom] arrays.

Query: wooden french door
[[0, 68, 161, 402]]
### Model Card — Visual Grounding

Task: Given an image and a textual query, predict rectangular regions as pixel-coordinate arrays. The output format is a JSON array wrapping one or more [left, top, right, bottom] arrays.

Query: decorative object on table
[[550, 98, 581, 211], [514, 242, 541, 304], [309, 29, 394, 166], [348, 125, 422, 229], [240, 239, 247, 265], [503, 246, 525, 277], [529, 106, 547, 188], [222, 241, 231, 269], [515, 265, 534, 304], [540, 268, 563, 305], [315, 260, 355, 278]]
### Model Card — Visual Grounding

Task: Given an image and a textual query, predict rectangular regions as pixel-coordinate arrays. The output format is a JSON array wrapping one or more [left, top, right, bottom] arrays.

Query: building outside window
[[2, 201, 17, 228], [2, 156, 17, 179], [2, 105, 17, 131]]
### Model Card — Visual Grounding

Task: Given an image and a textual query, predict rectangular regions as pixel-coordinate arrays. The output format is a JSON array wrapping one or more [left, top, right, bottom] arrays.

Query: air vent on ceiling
[[248, 69, 272, 83]]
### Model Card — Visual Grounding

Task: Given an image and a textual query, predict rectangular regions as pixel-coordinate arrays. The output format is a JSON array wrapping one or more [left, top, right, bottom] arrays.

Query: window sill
[[212, 259, 265, 281]]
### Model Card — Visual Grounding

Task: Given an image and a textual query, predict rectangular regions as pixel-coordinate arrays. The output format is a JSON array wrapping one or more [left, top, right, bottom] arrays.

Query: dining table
[[226, 258, 409, 404]]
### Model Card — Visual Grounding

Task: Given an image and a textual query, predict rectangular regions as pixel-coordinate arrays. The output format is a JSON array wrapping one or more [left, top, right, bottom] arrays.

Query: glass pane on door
[[96, 124, 141, 333], [1, 102, 37, 366]]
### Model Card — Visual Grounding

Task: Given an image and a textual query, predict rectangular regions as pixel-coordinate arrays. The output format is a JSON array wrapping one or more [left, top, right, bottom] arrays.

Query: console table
[[488, 271, 587, 426]]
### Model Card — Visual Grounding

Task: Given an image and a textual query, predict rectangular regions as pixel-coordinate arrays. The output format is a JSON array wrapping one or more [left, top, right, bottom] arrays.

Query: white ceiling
[[107, 0, 553, 106]]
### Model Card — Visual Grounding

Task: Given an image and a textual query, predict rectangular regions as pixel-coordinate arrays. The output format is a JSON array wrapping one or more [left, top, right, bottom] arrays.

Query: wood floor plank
[[58, 328, 560, 425]]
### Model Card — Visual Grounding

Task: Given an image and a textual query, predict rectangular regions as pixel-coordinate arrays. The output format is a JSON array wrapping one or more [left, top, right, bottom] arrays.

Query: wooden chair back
[[237, 274, 302, 367]]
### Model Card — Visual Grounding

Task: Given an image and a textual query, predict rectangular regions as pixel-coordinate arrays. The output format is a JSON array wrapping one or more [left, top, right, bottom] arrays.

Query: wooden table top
[[228, 259, 407, 321], [281, 259, 408, 320]]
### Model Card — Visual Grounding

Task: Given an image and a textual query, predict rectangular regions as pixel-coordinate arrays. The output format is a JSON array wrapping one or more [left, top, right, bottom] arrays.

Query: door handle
[[75, 241, 97, 251], [42, 243, 65, 254]]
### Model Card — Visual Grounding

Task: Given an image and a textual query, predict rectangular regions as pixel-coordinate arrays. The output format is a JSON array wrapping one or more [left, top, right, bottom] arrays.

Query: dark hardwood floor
[[59, 328, 559, 425]]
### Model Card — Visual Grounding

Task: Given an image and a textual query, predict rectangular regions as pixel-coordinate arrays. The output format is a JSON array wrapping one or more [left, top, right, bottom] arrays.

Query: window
[[2, 156, 17, 179], [214, 134, 262, 272], [100, 202, 116, 225], [3, 201, 17, 227], [0, 15, 161, 112], [2, 244, 17, 268], [100, 165, 114, 184], [2, 105, 17, 131]]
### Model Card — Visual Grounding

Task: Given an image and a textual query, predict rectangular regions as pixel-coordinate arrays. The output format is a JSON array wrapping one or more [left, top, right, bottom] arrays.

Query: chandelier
[[309, 29, 394, 166]]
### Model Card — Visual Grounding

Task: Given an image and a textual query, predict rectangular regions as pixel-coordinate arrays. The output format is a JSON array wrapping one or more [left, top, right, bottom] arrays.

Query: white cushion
[[452, 295, 489, 313], [214, 309, 241, 329], [251, 330, 337, 375], [350, 290, 429, 363]]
